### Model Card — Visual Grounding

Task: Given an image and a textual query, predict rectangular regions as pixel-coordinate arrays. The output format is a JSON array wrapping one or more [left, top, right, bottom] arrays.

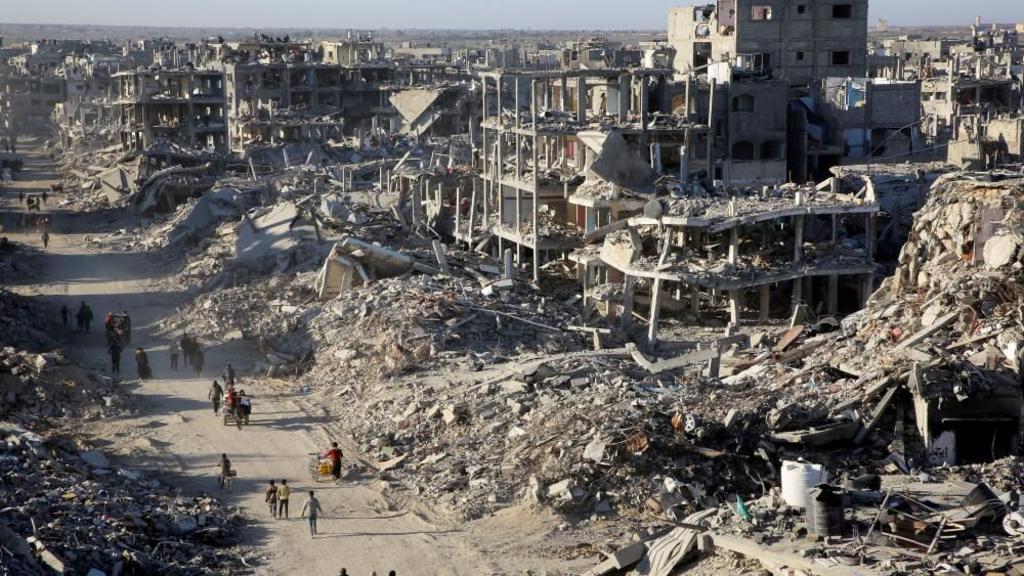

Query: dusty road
[[3, 142, 504, 575]]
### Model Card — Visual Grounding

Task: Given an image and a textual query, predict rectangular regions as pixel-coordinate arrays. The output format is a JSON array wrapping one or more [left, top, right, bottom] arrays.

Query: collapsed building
[[7, 5, 1024, 575], [112, 68, 228, 153]]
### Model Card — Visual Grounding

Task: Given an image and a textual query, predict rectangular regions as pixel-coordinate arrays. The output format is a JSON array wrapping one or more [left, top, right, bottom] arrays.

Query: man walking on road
[[60, 304, 69, 328], [222, 363, 235, 387], [277, 479, 291, 519], [41, 231, 49, 248], [110, 339, 123, 374], [76, 301, 92, 332], [301, 490, 325, 537], [169, 341, 180, 371], [208, 380, 223, 414], [265, 480, 278, 518], [218, 453, 232, 491], [193, 346, 205, 376]]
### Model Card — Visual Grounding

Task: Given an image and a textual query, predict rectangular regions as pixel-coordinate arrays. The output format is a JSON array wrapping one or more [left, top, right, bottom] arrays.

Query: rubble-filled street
[[3, 2, 1024, 575]]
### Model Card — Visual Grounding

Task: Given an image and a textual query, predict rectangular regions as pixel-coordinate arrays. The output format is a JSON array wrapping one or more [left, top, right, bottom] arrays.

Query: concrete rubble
[[5, 8, 1024, 574], [1, 281, 248, 576], [0, 421, 248, 575]]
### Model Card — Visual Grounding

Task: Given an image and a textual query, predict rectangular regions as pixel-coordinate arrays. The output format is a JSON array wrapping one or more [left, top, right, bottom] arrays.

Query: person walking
[[82, 304, 93, 333], [193, 346, 204, 376], [323, 442, 344, 483], [60, 304, 69, 329], [300, 490, 324, 537], [218, 453, 232, 491], [238, 390, 252, 425], [179, 335, 190, 367], [222, 363, 235, 387], [276, 479, 291, 519], [41, 231, 49, 248], [110, 340, 123, 374], [135, 347, 151, 380], [208, 380, 223, 415], [76, 301, 88, 332], [169, 341, 180, 371], [265, 480, 279, 518]]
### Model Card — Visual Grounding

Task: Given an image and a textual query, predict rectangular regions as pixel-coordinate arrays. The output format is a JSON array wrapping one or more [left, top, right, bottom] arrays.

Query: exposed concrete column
[[581, 261, 591, 306], [638, 74, 649, 128], [515, 76, 521, 128], [680, 134, 689, 183], [618, 74, 630, 123], [793, 215, 805, 263], [728, 226, 739, 265], [706, 79, 716, 181], [515, 186, 522, 265], [791, 277, 803, 312], [576, 76, 587, 124], [503, 249, 513, 279], [621, 274, 635, 330], [865, 213, 877, 262], [532, 79, 540, 283], [560, 75, 569, 112], [690, 284, 701, 317], [496, 75, 503, 123], [455, 186, 463, 243], [482, 176, 490, 231], [728, 289, 742, 326], [827, 275, 839, 316], [759, 284, 771, 322], [648, 277, 664, 348], [861, 273, 874, 307], [481, 76, 488, 123]]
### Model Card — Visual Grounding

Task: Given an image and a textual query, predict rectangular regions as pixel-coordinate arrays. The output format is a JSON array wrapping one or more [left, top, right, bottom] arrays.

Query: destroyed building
[[668, 0, 869, 85], [112, 68, 229, 153], [8, 6, 1024, 575], [464, 69, 706, 282]]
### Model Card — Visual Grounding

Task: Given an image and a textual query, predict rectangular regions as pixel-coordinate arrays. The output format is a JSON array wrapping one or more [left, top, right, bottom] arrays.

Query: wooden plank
[[773, 325, 805, 353], [854, 384, 899, 445], [894, 311, 959, 350]]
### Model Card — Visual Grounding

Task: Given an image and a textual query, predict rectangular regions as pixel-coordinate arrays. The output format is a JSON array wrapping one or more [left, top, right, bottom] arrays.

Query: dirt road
[[3, 143, 502, 575]]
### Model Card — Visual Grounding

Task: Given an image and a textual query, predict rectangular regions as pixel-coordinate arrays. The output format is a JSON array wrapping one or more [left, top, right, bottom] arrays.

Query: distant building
[[668, 0, 869, 86]]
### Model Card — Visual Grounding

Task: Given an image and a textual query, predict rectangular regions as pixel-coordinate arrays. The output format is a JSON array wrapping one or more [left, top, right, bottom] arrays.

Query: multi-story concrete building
[[112, 68, 228, 153], [669, 0, 869, 85]]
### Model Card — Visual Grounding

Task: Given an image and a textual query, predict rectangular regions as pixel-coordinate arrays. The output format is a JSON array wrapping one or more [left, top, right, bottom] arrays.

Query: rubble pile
[[0, 237, 41, 283], [0, 348, 132, 423], [306, 268, 582, 383], [157, 274, 316, 351], [0, 288, 57, 352], [321, 349, 772, 521], [0, 421, 247, 576], [570, 171, 1024, 575], [829, 171, 1024, 354]]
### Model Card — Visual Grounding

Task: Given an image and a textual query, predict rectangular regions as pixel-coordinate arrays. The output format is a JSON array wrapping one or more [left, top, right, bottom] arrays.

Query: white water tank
[[781, 460, 827, 508]]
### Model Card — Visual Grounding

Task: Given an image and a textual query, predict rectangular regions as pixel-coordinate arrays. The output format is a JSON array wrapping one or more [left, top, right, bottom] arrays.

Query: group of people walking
[[264, 482, 326, 536], [68, 301, 93, 332], [207, 369, 253, 427], [175, 334, 205, 375]]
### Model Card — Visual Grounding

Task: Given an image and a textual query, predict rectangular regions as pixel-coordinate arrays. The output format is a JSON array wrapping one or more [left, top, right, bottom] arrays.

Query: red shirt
[[324, 447, 343, 464]]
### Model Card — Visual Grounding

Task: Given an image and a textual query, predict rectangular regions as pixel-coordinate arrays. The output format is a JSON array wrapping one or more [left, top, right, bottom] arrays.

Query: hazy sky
[[2, 0, 1022, 30]]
